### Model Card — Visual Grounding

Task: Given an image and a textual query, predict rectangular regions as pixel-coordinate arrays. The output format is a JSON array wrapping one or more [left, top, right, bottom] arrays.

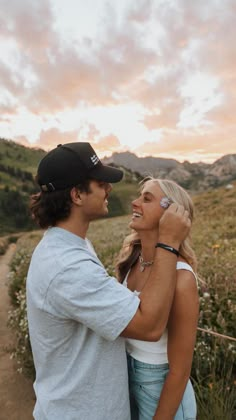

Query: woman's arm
[[153, 268, 199, 420]]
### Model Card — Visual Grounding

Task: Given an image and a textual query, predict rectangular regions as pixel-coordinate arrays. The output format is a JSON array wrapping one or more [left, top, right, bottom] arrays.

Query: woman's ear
[[70, 187, 83, 206]]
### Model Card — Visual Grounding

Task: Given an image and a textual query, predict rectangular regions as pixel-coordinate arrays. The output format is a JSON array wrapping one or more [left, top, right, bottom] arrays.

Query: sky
[[0, 0, 236, 163]]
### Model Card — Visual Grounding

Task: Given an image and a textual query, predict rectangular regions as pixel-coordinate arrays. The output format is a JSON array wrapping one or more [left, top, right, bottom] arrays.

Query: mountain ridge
[[103, 151, 236, 191]]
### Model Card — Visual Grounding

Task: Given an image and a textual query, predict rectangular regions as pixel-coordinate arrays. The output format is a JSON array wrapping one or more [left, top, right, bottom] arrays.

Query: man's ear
[[70, 187, 83, 206]]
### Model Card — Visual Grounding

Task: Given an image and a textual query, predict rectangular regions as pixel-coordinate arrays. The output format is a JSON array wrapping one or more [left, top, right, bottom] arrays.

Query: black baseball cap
[[37, 142, 123, 192]]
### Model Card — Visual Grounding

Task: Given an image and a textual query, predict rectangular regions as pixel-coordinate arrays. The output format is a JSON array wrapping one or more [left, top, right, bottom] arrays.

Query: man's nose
[[106, 183, 112, 193]]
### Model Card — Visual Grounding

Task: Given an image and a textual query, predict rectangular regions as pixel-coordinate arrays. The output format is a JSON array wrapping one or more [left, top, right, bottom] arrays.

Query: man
[[27, 142, 190, 420]]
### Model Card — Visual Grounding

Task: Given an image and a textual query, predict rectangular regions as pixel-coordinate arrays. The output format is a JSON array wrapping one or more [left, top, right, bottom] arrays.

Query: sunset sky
[[0, 0, 235, 163]]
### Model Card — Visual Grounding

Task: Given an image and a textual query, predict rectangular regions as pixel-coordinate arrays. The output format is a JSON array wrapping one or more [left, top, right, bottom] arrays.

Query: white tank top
[[124, 261, 197, 364]]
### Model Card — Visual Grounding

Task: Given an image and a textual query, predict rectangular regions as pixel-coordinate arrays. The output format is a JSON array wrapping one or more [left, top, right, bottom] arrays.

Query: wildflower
[[212, 244, 220, 254], [203, 292, 210, 298]]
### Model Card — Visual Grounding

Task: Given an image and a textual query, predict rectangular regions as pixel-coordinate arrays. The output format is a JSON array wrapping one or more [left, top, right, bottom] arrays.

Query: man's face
[[80, 180, 112, 221]]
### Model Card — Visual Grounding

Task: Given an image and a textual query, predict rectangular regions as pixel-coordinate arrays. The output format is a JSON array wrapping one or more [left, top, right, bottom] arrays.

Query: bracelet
[[155, 242, 179, 257]]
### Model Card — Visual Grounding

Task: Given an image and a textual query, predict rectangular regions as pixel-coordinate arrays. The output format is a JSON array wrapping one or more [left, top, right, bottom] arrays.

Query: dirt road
[[0, 244, 35, 420]]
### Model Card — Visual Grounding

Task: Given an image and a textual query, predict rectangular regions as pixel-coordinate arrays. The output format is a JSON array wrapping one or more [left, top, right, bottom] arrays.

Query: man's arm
[[120, 203, 190, 341]]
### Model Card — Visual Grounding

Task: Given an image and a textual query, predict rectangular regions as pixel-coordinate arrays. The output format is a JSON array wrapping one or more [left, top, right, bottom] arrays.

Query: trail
[[0, 244, 35, 420]]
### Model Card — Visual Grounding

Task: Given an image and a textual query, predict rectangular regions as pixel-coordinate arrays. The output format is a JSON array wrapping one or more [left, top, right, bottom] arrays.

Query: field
[[6, 183, 236, 419]]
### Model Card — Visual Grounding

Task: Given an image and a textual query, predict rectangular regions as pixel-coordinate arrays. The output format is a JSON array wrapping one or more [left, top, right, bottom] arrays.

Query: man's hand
[[159, 203, 191, 249]]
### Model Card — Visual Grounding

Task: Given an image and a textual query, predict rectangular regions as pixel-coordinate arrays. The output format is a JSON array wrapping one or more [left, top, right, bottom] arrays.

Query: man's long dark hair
[[30, 179, 91, 229]]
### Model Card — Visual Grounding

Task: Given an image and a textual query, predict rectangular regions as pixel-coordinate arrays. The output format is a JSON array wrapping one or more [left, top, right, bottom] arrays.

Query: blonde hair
[[116, 177, 197, 282]]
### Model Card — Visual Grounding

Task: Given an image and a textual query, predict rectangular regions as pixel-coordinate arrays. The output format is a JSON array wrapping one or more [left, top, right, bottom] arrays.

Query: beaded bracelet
[[155, 242, 179, 257]]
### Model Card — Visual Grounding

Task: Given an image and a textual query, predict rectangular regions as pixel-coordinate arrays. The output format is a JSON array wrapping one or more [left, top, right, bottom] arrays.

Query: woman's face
[[129, 180, 169, 232]]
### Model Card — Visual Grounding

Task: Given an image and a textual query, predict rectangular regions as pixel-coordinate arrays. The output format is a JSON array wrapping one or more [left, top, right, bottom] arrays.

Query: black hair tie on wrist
[[155, 242, 179, 257]]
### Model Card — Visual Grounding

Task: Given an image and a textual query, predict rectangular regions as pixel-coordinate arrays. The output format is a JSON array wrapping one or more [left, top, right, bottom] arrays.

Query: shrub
[[7, 233, 41, 378], [8, 287, 35, 377], [0, 236, 9, 255]]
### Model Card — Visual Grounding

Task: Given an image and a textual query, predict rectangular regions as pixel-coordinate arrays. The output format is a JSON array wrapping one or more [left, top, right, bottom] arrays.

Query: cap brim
[[90, 164, 123, 183]]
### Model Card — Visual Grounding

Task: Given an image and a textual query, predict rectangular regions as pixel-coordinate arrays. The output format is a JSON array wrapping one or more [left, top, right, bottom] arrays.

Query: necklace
[[139, 254, 154, 272]]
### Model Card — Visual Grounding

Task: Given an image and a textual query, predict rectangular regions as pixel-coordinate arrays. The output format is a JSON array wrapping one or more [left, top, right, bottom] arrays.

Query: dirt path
[[0, 244, 35, 420]]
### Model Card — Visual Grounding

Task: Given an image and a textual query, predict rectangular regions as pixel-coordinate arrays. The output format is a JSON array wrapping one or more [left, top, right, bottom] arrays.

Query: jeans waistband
[[127, 354, 169, 371]]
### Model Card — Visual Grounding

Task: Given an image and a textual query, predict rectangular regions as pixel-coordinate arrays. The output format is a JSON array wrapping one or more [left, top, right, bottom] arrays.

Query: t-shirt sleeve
[[44, 257, 140, 341]]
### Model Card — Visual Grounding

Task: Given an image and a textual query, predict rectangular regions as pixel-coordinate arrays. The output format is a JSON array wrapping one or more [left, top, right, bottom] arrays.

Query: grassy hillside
[[0, 138, 45, 234], [0, 139, 44, 192], [0, 138, 45, 174]]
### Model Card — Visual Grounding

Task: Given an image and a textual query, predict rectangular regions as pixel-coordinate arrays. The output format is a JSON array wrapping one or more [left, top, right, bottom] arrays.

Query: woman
[[116, 177, 199, 420]]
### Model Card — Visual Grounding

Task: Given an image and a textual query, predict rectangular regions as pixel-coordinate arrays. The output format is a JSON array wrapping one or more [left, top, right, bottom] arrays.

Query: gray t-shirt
[[26, 227, 140, 420]]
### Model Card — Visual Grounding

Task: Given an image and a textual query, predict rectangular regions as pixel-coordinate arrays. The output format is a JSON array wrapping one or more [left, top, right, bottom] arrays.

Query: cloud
[[0, 106, 18, 117], [0, 0, 55, 52], [127, 0, 153, 23], [0, 0, 236, 162], [130, 0, 236, 131], [141, 98, 183, 129], [15, 130, 122, 156], [0, 61, 23, 104], [0, 0, 157, 114], [35, 128, 79, 150], [93, 134, 121, 153], [84, 123, 101, 142], [135, 127, 236, 159], [13, 135, 33, 148]]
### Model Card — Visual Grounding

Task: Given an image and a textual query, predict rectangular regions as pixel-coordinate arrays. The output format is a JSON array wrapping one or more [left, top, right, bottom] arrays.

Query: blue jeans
[[127, 354, 197, 420]]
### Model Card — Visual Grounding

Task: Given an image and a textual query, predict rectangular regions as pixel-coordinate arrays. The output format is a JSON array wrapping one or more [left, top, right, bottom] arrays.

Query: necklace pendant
[[140, 265, 145, 272]]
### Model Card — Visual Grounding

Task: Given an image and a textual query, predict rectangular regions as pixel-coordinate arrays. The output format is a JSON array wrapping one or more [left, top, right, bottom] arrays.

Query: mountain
[[103, 152, 236, 191], [103, 152, 178, 172]]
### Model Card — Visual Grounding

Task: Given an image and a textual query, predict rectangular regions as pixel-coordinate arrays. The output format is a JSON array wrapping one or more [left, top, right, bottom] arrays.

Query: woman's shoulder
[[176, 258, 198, 287]]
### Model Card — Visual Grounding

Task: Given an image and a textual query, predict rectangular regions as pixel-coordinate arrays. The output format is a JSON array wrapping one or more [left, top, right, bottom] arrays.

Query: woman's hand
[[159, 203, 191, 249]]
